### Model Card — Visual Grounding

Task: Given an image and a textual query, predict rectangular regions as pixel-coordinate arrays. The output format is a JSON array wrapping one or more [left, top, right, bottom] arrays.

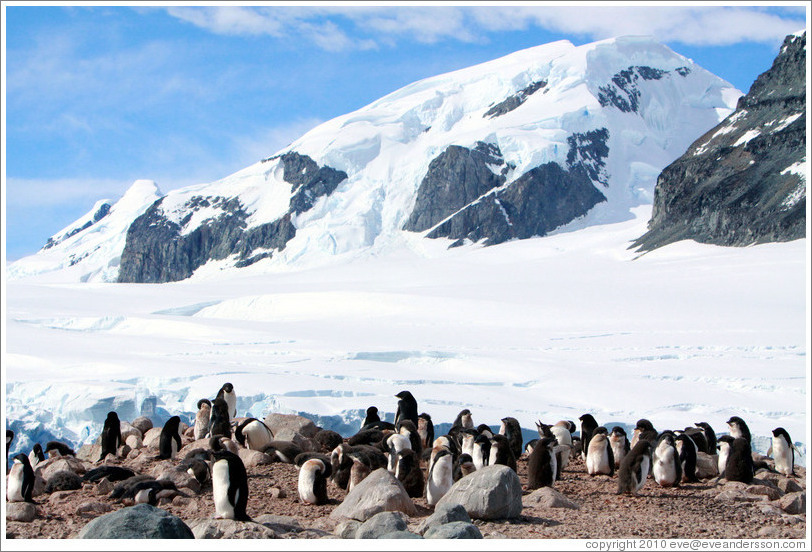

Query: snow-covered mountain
[[8, 36, 740, 283]]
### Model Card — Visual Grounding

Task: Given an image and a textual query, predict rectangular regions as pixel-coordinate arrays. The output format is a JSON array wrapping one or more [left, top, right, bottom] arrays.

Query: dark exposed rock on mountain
[[43, 202, 111, 250], [633, 32, 806, 251], [484, 80, 547, 118], [117, 153, 346, 283]]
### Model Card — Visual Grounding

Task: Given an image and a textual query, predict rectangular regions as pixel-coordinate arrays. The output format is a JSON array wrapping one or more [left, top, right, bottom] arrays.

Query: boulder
[[330, 468, 416, 521], [179, 439, 211, 458], [424, 521, 484, 539], [777, 478, 803, 494], [77, 444, 103, 463], [6, 502, 37, 522], [334, 519, 362, 539], [125, 434, 143, 450], [264, 413, 318, 438], [254, 514, 301, 535], [695, 452, 718, 479], [379, 531, 423, 538], [119, 422, 141, 441], [78, 504, 194, 539], [156, 468, 201, 493], [435, 464, 523, 520], [238, 448, 274, 468], [189, 519, 278, 539], [778, 492, 806, 515], [522, 487, 580, 509], [37, 456, 88, 479], [131, 416, 153, 435], [355, 511, 408, 539], [416, 503, 471, 535], [75, 501, 113, 518], [746, 484, 782, 501], [272, 429, 317, 452], [143, 428, 163, 450]]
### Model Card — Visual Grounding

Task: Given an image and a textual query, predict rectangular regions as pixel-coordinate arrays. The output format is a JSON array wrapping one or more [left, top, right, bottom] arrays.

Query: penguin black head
[[524, 439, 539, 454], [458, 409, 471, 416], [536, 421, 553, 438], [164, 416, 181, 431], [592, 426, 609, 437], [32, 443, 45, 462], [726, 416, 751, 441], [395, 391, 414, 401], [579, 414, 597, 425], [366, 406, 378, 416], [397, 448, 418, 470], [635, 419, 655, 431], [656, 431, 676, 445], [12, 453, 31, 466], [567, 421, 577, 433], [716, 435, 735, 451], [397, 420, 418, 434], [197, 398, 211, 409], [610, 426, 627, 437], [476, 424, 494, 438], [419, 412, 432, 422], [106, 411, 119, 422], [221, 383, 234, 393], [695, 422, 712, 430], [539, 436, 557, 450], [772, 427, 792, 443]]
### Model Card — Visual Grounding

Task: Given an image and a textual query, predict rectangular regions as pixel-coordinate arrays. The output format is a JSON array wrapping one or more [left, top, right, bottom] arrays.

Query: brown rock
[[37, 456, 87, 480], [238, 448, 274, 468], [777, 478, 803, 494], [522, 487, 580, 509], [269, 487, 286, 499], [6, 502, 37, 522], [131, 416, 153, 435], [157, 467, 202, 493], [695, 452, 718, 479], [75, 501, 113, 518], [125, 434, 143, 450], [330, 468, 416, 522], [778, 492, 806, 515], [143, 427, 163, 449], [96, 477, 114, 496], [264, 413, 318, 438], [746, 485, 782, 501], [76, 444, 102, 463], [189, 519, 278, 539]]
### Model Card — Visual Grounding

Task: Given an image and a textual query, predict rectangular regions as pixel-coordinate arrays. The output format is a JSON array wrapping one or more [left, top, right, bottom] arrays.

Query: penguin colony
[[6, 385, 803, 526]]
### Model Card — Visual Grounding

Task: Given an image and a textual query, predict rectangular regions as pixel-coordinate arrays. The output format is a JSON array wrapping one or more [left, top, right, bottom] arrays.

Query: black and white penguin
[[263, 441, 303, 464], [551, 420, 574, 448], [7, 453, 35, 503], [459, 428, 479, 458], [157, 416, 182, 460], [99, 411, 122, 462], [6, 429, 14, 458], [695, 422, 717, 453], [585, 427, 614, 476], [313, 429, 343, 454], [394, 391, 418, 428], [453, 453, 476, 482], [579, 414, 599, 460], [330, 444, 353, 490], [716, 435, 734, 477], [471, 433, 491, 470], [675, 433, 699, 482], [524, 439, 539, 455], [652, 431, 682, 487], [527, 436, 558, 489], [194, 399, 212, 441], [361, 406, 381, 428], [489, 434, 517, 472], [453, 409, 474, 430], [298, 457, 331, 505], [208, 398, 231, 438], [476, 424, 495, 440], [724, 437, 755, 483], [44, 441, 75, 457], [680, 427, 709, 455], [726, 416, 752, 444], [499, 417, 523, 461], [385, 433, 412, 473], [28, 443, 46, 468], [426, 448, 454, 506], [609, 426, 630, 468], [216, 382, 237, 420], [616, 440, 652, 496], [235, 418, 274, 451], [84, 465, 136, 483], [770, 427, 797, 477], [631, 419, 658, 448], [397, 419, 423, 459], [212, 448, 250, 520], [395, 448, 424, 498], [428, 435, 457, 470], [417, 413, 434, 450]]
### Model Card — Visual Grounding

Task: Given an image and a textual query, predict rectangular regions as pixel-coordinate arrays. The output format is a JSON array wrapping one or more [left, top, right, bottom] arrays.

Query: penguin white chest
[[223, 391, 237, 419], [653, 443, 678, 486], [586, 440, 610, 475], [717, 444, 730, 476], [7, 464, 24, 502], [772, 437, 793, 476], [212, 461, 235, 519], [636, 455, 651, 491], [426, 457, 453, 506]]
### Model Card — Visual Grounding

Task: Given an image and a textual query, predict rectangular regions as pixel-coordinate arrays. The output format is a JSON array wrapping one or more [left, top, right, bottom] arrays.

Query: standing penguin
[[609, 426, 630, 468], [395, 449, 424, 498], [726, 416, 752, 443], [6, 429, 14, 457], [394, 391, 418, 428], [194, 399, 212, 441], [769, 427, 797, 477], [235, 418, 274, 451], [489, 434, 517, 472], [417, 413, 434, 450], [652, 432, 682, 487], [681, 427, 709, 454], [527, 436, 558, 489], [298, 457, 331, 505], [695, 422, 717, 453], [586, 427, 615, 476], [675, 433, 699, 482], [7, 453, 35, 503], [361, 406, 381, 428], [716, 435, 735, 477], [216, 383, 237, 420], [724, 437, 755, 483], [99, 411, 122, 462], [212, 448, 250, 520], [453, 409, 474, 430], [471, 434, 491, 470], [28, 444, 46, 468], [397, 420, 423, 459], [157, 416, 182, 460], [617, 440, 652, 496], [209, 398, 231, 438], [426, 449, 454, 506], [44, 441, 75, 457], [385, 433, 412, 473], [631, 419, 658, 448], [579, 414, 599, 460], [499, 417, 523, 461], [453, 453, 477, 481]]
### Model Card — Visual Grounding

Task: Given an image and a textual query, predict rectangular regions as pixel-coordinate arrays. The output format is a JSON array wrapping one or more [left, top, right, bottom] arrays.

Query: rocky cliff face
[[633, 32, 806, 251]]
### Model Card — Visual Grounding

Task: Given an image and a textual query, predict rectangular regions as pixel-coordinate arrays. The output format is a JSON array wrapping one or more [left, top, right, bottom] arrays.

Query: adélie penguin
[[769, 427, 798, 477], [617, 440, 653, 496], [212, 448, 250, 520], [7, 453, 36, 503]]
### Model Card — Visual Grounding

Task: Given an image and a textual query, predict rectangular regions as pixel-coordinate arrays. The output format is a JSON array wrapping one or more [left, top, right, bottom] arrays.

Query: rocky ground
[[5, 418, 807, 540]]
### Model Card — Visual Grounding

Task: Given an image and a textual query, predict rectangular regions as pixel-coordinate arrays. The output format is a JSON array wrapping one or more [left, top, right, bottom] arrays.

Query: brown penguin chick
[[395, 449, 424, 498]]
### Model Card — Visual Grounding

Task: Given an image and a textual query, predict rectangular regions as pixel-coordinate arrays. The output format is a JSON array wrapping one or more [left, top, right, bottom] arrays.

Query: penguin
[[453, 453, 476, 482], [426, 448, 454, 506], [488, 434, 517, 472], [631, 419, 658, 448], [298, 457, 331, 505], [417, 413, 434, 450], [609, 426, 630, 468], [652, 431, 682, 487], [212, 448, 250, 520], [330, 444, 353, 490], [395, 448, 424, 498], [157, 416, 182, 460], [28, 443, 46, 468], [453, 409, 474, 430], [471, 433, 491, 470], [527, 436, 558, 489], [347, 457, 371, 492], [695, 422, 717, 453], [459, 428, 479, 458], [397, 419, 423, 459], [616, 440, 653, 496], [551, 420, 574, 448], [726, 416, 752, 444], [524, 439, 539, 455], [385, 433, 412, 473], [208, 398, 231, 438], [579, 414, 599, 460], [585, 427, 614, 476], [84, 465, 136, 483], [7, 429, 14, 457], [216, 382, 237, 420], [194, 399, 212, 440], [134, 487, 159, 506], [99, 411, 122, 462], [680, 427, 709, 454], [7, 453, 35, 503], [262, 441, 303, 464], [235, 418, 274, 451], [44, 441, 75, 457], [394, 391, 418, 428], [361, 406, 381, 428], [313, 429, 343, 454], [769, 427, 797, 477], [675, 433, 699, 482], [724, 437, 755, 483], [476, 424, 494, 439], [716, 435, 734, 477], [499, 417, 523, 461], [429, 435, 458, 469]]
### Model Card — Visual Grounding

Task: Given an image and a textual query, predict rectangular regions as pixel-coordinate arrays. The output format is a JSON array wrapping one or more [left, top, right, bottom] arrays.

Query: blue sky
[[2, 3, 807, 261]]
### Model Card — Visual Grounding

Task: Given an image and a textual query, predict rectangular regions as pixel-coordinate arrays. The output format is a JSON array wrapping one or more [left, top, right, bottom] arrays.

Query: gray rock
[[746, 484, 782, 501], [416, 503, 471, 535], [79, 504, 194, 539], [777, 478, 803, 494], [379, 531, 423, 539], [330, 468, 417, 521], [143, 427, 163, 450], [237, 448, 274, 468], [37, 456, 87, 480], [272, 429, 317, 452], [254, 514, 301, 534], [75, 501, 113, 518], [355, 511, 408, 539], [435, 464, 523, 520], [119, 421, 141, 441], [156, 467, 201, 493], [264, 413, 319, 438], [695, 452, 719, 479], [522, 486, 580, 509], [424, 521, 484, 539], [334, 519, 362, 539], [125, 434, 143, 450], [6, 502, 37, 522], [189, 519, 277, 539], [778, 492, 806, 515], [131, 416, 153, 435], [76, 444, 102, 463]]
